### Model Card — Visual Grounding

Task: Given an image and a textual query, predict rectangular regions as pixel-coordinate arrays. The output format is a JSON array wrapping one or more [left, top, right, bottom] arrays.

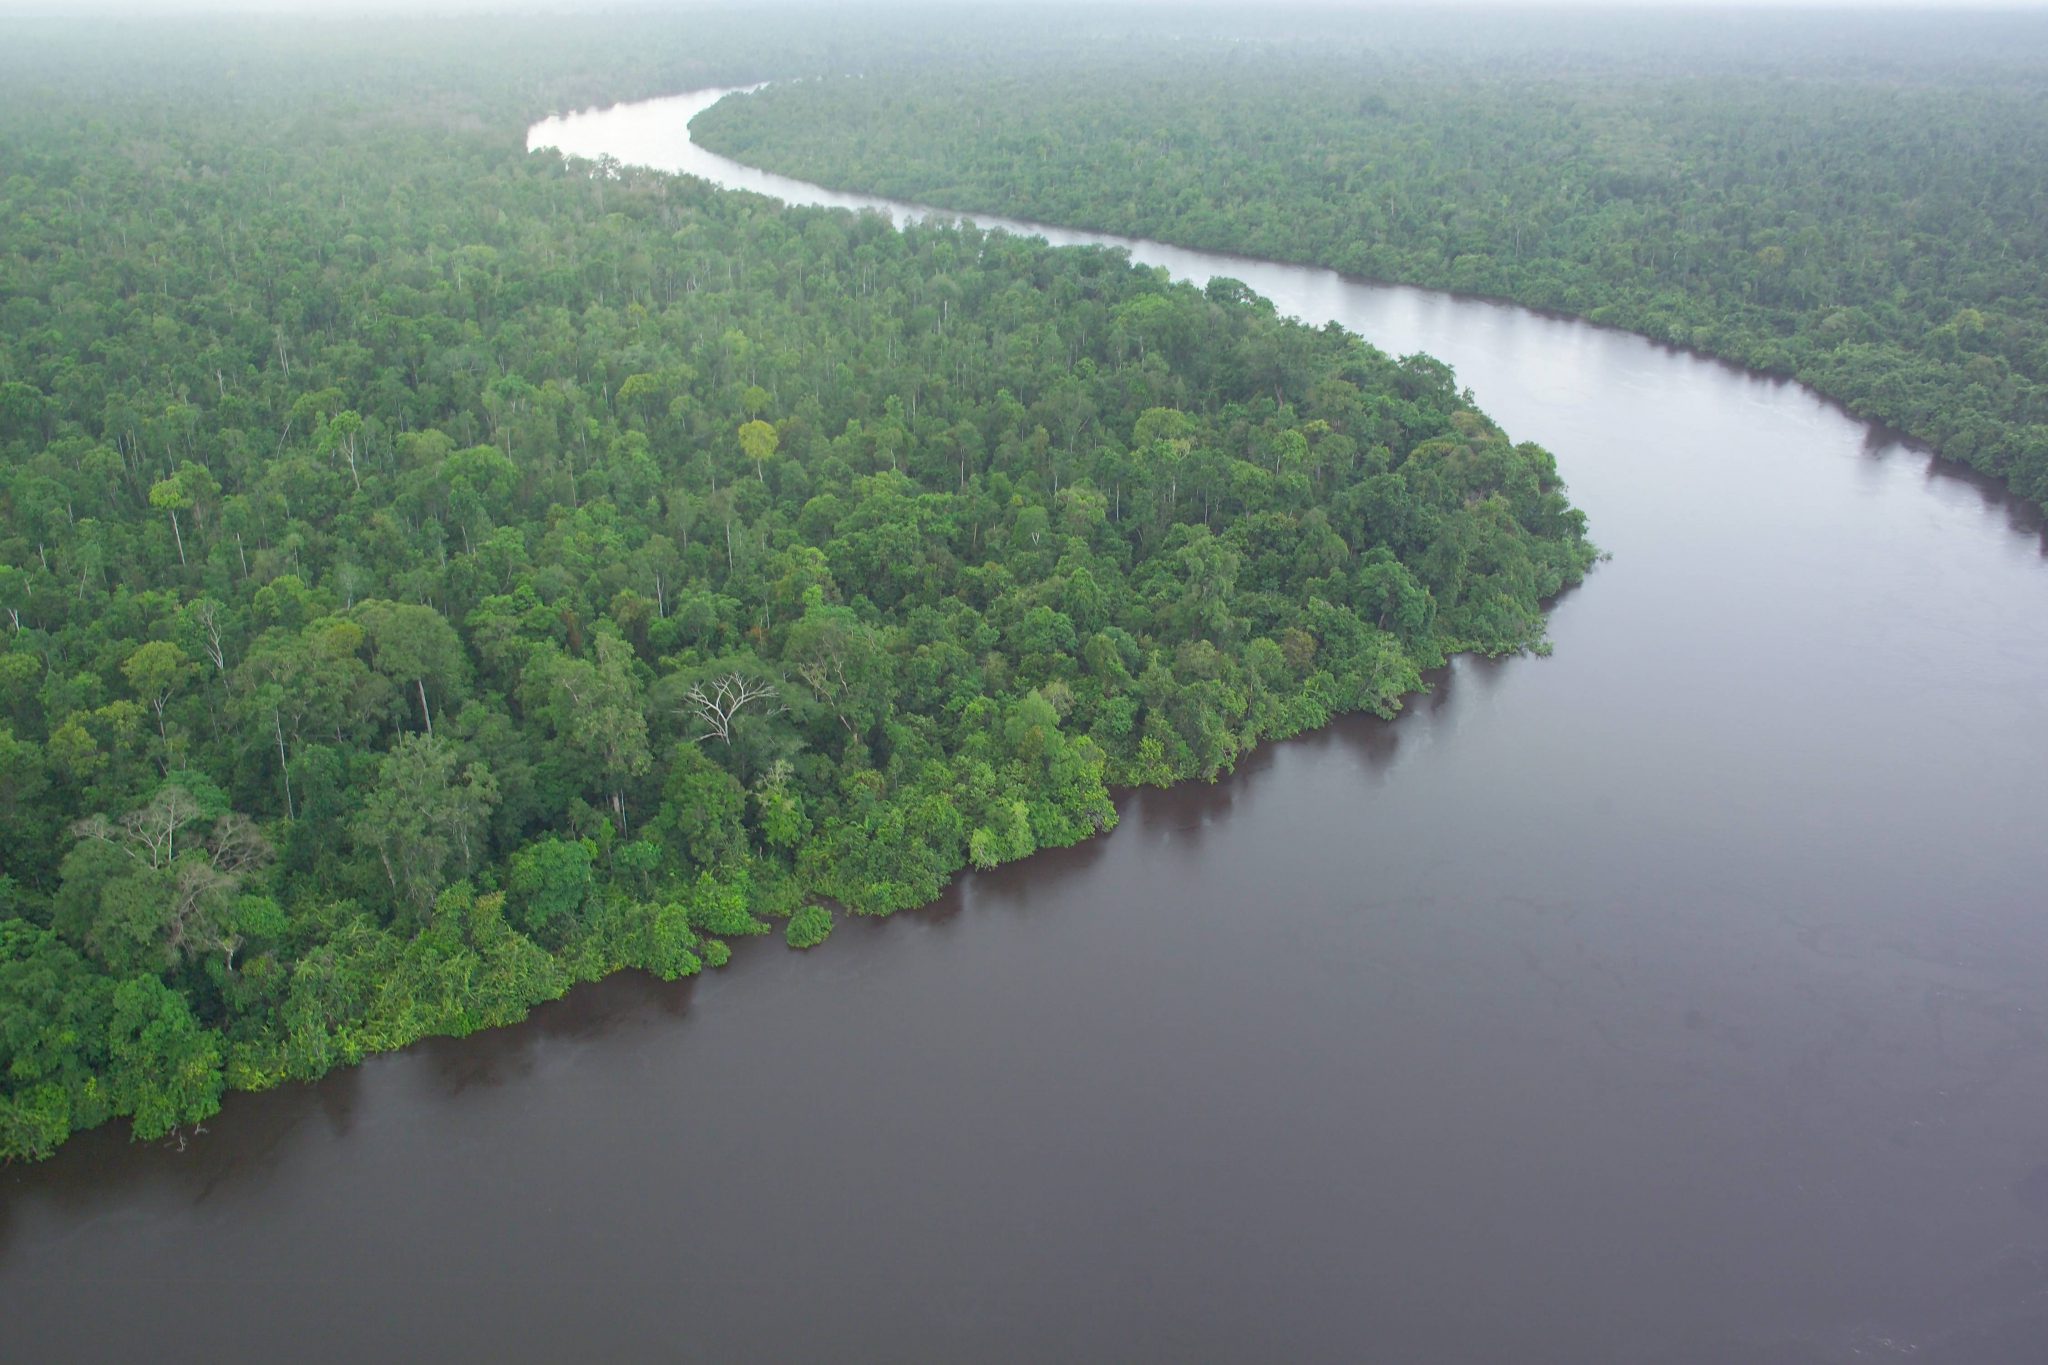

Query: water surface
[[4, 88, 2047, 1365]]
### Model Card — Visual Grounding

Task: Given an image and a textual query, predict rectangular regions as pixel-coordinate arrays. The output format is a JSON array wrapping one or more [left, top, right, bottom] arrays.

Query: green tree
[[148, 474, 192, 567], [353, 733, 498, 924], [528, 629, 651, 833], [738, 417, 780, 484], [783, 601, 892, 740], [506, 836, 596, 946], [106, 976, 223, 1142], [121, 640, 194, 751], [354, 600, 468, 737]]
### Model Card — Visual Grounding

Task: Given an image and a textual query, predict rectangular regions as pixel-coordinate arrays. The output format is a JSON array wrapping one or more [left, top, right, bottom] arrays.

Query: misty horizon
[[8, 0, 2048, 17]]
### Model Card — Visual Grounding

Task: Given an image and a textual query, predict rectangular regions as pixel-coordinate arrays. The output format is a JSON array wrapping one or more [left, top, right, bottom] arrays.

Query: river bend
[[3, 86, 2047, 1365]]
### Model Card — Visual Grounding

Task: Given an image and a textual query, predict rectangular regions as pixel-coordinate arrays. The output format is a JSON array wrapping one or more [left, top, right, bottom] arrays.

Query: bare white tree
[[192, 599, 228, 671], [72, 784, 204, 869], [678, 672, 782, 744], [71, 793, 273, 970]]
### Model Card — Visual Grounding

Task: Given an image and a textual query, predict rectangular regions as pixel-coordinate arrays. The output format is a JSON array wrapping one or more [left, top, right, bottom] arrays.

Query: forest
[[0, 14, 1594, 1160], [693, 10, 2048, 506]]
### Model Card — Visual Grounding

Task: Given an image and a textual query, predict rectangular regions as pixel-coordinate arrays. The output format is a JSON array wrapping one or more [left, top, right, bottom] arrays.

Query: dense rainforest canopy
[[0, 13, 1592, 1160], [693, 9, 2048, 506]]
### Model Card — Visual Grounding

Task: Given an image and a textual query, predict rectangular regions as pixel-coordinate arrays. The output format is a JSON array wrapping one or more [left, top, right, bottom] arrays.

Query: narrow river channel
[[4, 87, 2047, 1364]]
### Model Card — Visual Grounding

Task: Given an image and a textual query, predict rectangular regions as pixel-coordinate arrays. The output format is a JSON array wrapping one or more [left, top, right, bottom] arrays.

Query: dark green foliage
[[0, 920, 118, 1160], [507, 840, 597, 948], [0, 12, 1593, 1160]]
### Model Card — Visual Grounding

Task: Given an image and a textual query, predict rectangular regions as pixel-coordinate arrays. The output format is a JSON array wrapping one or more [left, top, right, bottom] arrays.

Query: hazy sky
[[6, 0, 2048, 13]]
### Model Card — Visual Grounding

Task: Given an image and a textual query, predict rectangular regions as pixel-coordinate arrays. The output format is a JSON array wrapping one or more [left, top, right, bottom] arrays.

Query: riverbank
[[6, 78, 2048, 1364]]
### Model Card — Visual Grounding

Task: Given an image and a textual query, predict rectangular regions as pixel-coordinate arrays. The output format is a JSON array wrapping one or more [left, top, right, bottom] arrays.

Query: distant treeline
[[693, 12, 2048, 505]]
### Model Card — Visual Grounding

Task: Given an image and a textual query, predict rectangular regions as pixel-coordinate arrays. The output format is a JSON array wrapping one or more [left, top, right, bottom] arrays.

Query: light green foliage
[[968, 800, 1034, 871], [638, 899, 705, 981], [751, 761, 809, 851], [121, 641, 192, 730], [738, 418, 780, 484], [785, 903, 833, 949], [684, 870, 769, 938]]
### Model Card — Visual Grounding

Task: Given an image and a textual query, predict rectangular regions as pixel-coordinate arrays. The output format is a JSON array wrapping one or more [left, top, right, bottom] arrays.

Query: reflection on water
[[417, 971, 702, 1098]]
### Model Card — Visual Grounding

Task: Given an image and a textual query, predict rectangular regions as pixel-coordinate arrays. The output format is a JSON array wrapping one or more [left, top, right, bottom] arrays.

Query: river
[[5, 87, 2048, 1364]]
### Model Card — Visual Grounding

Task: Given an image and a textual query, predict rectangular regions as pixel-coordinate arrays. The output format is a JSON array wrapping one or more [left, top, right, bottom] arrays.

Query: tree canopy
[[0, 11, 1593, 1161]]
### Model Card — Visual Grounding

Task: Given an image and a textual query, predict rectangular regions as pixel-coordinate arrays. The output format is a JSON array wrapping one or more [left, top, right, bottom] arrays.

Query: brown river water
[[4, 88, 2048, 1364]]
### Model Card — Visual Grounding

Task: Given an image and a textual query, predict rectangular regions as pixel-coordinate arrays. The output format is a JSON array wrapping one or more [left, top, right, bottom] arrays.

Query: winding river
[[5, 87, 2048, 1364]]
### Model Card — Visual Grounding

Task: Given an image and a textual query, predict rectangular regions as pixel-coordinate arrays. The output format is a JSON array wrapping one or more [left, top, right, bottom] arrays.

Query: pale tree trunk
[[273, 708, 294, 819]]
